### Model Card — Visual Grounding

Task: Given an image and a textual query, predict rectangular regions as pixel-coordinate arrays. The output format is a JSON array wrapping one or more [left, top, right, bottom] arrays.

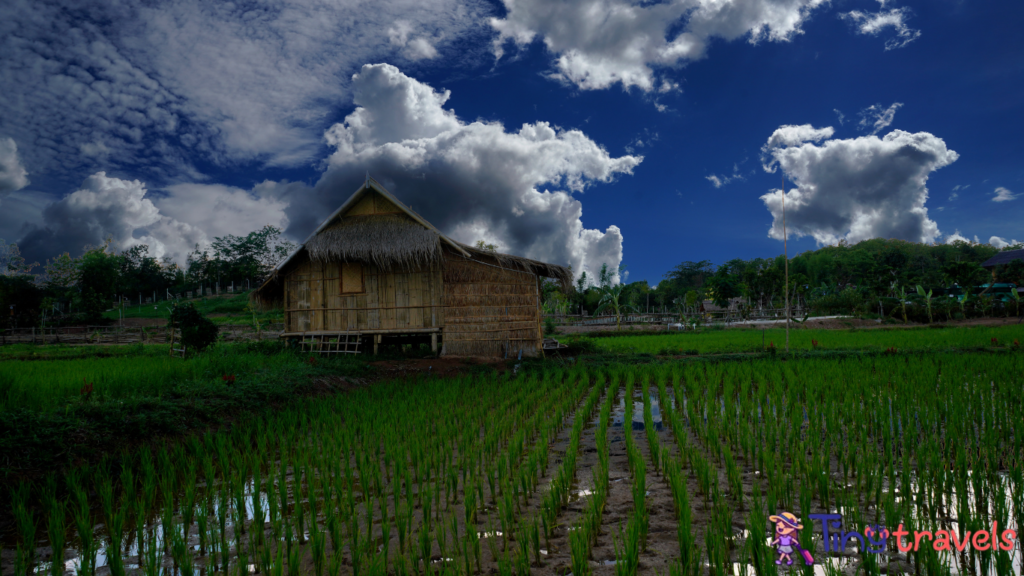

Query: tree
[[594, 284, 635, 330], [942, 261, 986, 291], [77, 240, 121, 322], [916, 284, 934, 323], [594, 264, 634, 330], [474, 240, 497, 252], [0, 275, 44, 328], [44, 253, 80, 290], [705, 268, 740, 309], [210, 225, 297, 286], [0, 239, 37, 276]]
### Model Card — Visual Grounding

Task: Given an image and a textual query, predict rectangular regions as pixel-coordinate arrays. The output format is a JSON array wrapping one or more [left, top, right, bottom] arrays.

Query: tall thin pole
[[783, 174, 789, 353]]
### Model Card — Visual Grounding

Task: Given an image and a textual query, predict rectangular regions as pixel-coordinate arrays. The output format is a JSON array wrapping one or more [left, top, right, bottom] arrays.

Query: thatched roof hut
[[253, 176, 571, 357]]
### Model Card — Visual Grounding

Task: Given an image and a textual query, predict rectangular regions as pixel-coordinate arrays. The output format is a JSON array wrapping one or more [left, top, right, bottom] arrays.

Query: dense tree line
[[4, 228, 1022, 329], [0, 226, 294, 328], [546, 238, 1024, 321]]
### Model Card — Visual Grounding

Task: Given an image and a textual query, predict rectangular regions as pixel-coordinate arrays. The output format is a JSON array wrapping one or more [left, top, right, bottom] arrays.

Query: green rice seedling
[[107, 505, 127, 576], [569, 523, 591, 576], [45, 498, 66, 576], [12, 485, 37, 575], [143, 530, 161, 576], [72, 485, 97, 576], [418, 523, 432, 575], [613, 519, 641, 576], [287, 543, 302, 576], [530, 517, 541, 566], [311, 520, 327, 576], [705, 523, 727, 576], [171, 529, 195, 576], [271, 546, 285, 576]]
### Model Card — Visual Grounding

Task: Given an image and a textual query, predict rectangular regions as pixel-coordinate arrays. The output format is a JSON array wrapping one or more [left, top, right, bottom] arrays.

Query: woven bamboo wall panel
[[284, 258, 442, 333], [441, 259, 541, 357]]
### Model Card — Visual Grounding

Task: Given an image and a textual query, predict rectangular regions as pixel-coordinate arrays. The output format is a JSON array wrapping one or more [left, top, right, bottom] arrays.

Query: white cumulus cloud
[[990, 236, 1023, 250], [993, 187, 1018, 202], [943, 230, 971, 245], [490, 0, 830, 92], [760, 125, 958, 245], [841, 6, 921, 50], [0, 137, 30, 196], [19, 172, 290, 264], [280, 63, 641, 282]]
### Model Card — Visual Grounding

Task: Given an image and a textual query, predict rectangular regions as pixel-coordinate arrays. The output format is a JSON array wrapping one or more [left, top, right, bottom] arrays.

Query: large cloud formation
[[0, 0, 489, 181], [280, 64, 641, 282], [490, 0, 829, 92], [19, 172, 289, 264], [759, 125, 958, 245]]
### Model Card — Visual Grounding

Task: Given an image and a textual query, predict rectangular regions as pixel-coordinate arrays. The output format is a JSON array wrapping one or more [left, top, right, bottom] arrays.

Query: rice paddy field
[[2, 324, 1024, 576], [576, 323, 1024, 356], [0, 349, 311, 412]]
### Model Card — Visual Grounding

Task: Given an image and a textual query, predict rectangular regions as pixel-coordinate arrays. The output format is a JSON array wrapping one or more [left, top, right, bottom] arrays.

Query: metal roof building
[[981, 248, 1024, 269]]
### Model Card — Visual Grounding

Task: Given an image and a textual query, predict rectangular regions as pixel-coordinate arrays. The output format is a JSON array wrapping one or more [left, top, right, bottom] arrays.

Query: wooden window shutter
[[340, 262, 364, 294]]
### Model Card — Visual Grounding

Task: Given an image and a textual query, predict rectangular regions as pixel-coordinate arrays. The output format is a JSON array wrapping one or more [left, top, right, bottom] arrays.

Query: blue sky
[[1, 0, 1021, 285]]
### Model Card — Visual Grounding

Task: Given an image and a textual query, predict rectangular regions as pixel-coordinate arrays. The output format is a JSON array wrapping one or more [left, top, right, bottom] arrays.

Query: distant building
[[982, 248, 1024, 272]]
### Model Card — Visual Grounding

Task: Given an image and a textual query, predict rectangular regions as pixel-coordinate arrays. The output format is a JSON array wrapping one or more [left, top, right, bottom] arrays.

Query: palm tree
[[595, 284, 636, 331], [916, 285, 933, 324]]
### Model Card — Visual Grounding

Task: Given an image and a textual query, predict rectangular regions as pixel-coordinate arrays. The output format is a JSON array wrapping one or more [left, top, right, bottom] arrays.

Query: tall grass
[[0, 346, 310, 411]]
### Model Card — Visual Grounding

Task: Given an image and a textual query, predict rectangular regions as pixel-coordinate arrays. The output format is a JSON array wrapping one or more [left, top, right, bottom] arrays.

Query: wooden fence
[[0, 324, 285, 346], [544, 307, 806, 327]]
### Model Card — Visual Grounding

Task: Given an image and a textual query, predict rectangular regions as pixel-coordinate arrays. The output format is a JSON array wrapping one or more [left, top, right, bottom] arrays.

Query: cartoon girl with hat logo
[[769, 512, 814, 566]]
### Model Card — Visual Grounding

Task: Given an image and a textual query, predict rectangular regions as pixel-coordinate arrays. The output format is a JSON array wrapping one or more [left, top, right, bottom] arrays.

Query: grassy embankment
[[101, 290, 284, 325]]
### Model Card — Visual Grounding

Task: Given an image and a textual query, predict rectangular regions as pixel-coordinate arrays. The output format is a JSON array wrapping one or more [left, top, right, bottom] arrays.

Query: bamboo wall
[[441, 258, 542, 357], [284, 257, 443, 333]]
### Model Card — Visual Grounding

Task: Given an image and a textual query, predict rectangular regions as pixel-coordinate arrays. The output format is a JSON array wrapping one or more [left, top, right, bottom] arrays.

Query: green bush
[[544, 316, 558, 336], [170, 302, 219, 353]]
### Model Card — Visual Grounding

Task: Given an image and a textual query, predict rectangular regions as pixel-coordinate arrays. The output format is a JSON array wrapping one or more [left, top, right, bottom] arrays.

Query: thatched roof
[[456, 242, 573, 289], [252, 176, 573, 308], [306, 214, 442, 269]]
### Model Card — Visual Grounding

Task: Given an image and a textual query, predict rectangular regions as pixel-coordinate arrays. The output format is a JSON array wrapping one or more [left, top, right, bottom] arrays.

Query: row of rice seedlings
[[488, 372, 592, 556], [443, 369, 595, 574], [568, 373, 620, 576], [475, 371, 603, 576], [539, 372, 606, 537], [378, 370, 583, 574], [609, 372, 648, 576]]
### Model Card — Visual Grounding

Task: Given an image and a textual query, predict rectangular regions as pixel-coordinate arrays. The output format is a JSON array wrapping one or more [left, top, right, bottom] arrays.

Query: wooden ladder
[[300, 332, 363, 354]]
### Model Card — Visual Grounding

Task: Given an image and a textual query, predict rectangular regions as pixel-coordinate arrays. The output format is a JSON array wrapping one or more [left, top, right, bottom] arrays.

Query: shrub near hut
[[170, 302, 219, 353]]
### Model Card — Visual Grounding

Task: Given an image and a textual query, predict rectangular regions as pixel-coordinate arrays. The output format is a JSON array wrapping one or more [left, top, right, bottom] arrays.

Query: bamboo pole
[[783, 172, 789, 353]]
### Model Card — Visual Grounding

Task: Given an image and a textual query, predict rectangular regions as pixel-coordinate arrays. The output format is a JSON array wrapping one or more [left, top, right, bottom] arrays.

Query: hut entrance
[[298, 332, 363, 354]]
